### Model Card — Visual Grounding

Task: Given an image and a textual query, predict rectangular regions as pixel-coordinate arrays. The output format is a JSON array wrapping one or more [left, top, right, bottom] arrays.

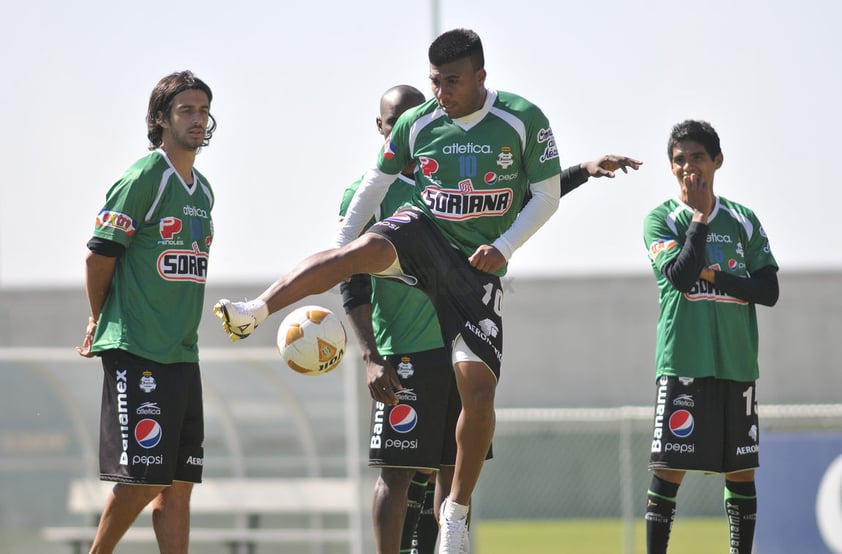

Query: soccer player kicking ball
[[642, 120, 779, 554], [216, 29, 558, 553], [215, 29, 637, 554]]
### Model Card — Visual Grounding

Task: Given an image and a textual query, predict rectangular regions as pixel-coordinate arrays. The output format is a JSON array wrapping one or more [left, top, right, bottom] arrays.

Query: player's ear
[[714, 152, 723, 169], [476, 68, 487, 87], [156, 111, 169, 129], [375, 117, 383, 135]]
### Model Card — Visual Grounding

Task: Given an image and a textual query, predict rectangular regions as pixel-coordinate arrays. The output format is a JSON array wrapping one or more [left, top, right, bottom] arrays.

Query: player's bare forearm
[[77, 251, 117, 358], [346, 304, 401, 404], [83, 251, 117, 320]]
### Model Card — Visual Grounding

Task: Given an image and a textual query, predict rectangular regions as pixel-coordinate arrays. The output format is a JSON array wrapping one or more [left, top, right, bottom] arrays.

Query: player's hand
[[75, 316, 97, 358], [366, 357, 402, 406], [468, 245, 506, 274], [583, 155, 643, 178], [681, 173, 713, 218]]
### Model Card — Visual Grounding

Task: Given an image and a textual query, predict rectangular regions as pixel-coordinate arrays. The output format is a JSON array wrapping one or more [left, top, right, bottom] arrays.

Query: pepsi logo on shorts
[[669, 410, 695, 438], [389, 405, 418, 433], [135, 419, 163, 448]]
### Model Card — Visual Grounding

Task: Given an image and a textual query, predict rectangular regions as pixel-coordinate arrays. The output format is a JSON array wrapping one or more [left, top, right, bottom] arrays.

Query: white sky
[[1, 0, 840, 287]]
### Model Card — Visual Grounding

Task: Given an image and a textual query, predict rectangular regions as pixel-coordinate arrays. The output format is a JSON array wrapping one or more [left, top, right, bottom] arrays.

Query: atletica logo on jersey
[[669, 410, 694, 438], [422, 183, 513, 221], [157, 241, 209, 283], [135, 419, 163, 449], [389, 404, 418, 434], [442, 142, 492, 155], [97, 209, 137, 236]]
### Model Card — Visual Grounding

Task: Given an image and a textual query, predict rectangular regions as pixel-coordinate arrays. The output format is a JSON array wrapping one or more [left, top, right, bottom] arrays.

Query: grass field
[[474, 517, 728, 554]]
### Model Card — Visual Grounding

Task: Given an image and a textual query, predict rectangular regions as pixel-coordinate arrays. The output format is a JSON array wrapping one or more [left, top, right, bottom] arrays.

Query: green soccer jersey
[[339, 174, 444, 355], [377, 90, 561, 274], [90, 150, 214, 364], [643, 196, 778, 380]]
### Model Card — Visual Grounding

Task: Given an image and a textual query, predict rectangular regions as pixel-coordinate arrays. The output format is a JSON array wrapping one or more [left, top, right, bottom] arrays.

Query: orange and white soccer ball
[[277, 305, 347, 376]]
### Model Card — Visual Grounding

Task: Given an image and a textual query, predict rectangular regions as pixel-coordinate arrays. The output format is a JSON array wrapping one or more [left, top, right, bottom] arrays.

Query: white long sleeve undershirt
[[491, 173, 560, 260]]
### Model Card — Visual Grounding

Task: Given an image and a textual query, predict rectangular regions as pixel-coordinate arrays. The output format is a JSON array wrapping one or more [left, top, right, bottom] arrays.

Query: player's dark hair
[[428, 28, 484, 71], [146, 70, 217, 150], [668, 120, 721, 161]]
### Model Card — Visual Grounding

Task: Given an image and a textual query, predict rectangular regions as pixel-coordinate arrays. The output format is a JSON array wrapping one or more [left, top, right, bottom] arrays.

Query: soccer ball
[[277, 305, 347, 376]]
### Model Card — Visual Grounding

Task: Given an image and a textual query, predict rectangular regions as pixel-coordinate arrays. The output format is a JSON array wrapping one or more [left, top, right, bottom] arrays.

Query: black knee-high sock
[[415, 480, 438, 554], [400, 471, 429, 553], [646, 475, 680, 554], [724, 480, 757, 554]]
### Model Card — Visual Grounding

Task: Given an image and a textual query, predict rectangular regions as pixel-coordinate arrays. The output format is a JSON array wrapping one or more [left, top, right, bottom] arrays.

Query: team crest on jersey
[[96, 210, 136, 236], [497, 146, 514, 169], [157, 241, 209, 283], [421, 185, 513, 221], [537, 128, 559, 163]]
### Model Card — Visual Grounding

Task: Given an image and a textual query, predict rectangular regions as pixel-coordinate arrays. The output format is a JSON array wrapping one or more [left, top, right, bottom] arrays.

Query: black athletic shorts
[[99, 349, 204, 484], [648, 375, 759, 474], [368, 348, 460, 469], [368, 348, 492, 469], [367, 207, 504, 379]]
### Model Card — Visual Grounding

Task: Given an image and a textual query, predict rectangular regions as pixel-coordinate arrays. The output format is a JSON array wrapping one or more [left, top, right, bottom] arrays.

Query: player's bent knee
[[345, 234, 397, 274]]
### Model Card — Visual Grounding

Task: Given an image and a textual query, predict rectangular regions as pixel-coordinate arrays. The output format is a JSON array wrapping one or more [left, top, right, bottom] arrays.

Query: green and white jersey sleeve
[[377, 90, 561, 274], [643, 196, 778, 381], [91, 150, 214, 364], [339, 174, 444, 355]]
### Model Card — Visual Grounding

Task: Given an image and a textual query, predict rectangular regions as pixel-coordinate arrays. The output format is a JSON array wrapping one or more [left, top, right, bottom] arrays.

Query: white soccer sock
[[247, 299, 269, 327], [443, 498, 469, 520]]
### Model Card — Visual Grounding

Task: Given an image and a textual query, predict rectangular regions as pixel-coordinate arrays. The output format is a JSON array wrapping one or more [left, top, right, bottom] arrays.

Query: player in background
[[213, 29, 635, 553], [76, 71, 216, 554], [340, 84, 459, 554], [642, 120, 779, 554]]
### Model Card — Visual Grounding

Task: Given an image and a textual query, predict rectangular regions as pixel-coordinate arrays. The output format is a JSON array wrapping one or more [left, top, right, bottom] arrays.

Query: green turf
[[474, 517, 728, 554]]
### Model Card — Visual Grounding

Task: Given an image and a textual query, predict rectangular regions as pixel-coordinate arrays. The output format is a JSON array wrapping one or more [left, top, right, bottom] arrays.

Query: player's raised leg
[[214, 233, 397, 340]]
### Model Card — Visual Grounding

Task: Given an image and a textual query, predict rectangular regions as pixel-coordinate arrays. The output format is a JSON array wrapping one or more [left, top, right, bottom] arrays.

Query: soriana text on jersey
[[421, 182, 513, 221], [157, 241, 209, 282]]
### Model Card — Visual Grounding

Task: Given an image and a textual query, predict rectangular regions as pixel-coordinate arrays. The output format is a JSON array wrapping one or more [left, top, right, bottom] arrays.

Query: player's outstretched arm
[[582, 155, 643, 179]]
